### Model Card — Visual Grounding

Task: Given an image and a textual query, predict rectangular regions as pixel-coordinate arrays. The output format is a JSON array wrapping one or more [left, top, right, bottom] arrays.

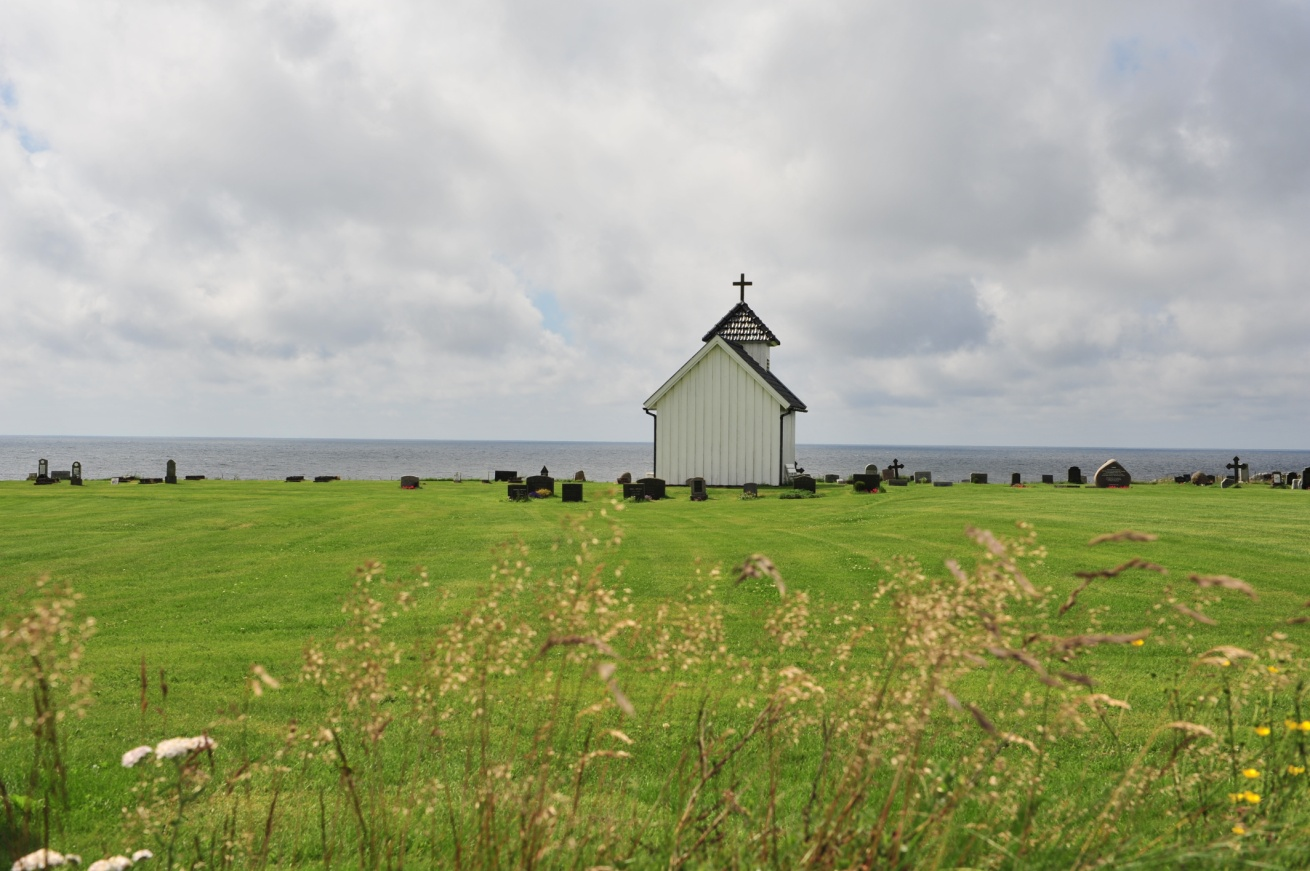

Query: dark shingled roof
[[701, 302, 780, 345], [722, 340, 806, 411]]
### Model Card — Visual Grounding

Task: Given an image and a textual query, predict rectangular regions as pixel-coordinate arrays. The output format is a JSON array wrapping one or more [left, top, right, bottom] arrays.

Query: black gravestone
[[35, 458, 54, 485], [1303, 468, 1310, 490], [400, 476, 420, 489], [524, 475, 554, 495], [886, 478, 908, 486], [1011, 473, 1021, 486], [742, 482, 758, 497], [824, 474, 839, 483], [70, 461, 83, 486], [314, 476, 337, 483], [562, 482, 583, 502], [637, 477, 667, 499], [623, 483, 646, 500], [851, 473, 881, 491], [1093, 459, 1131, 488], [165, 459, 178, 484], [914, 471, 932, 483], [1067, 466, 1082, 485], [508, 484, 528, 500], [574, 470, 586, 481], [689, 478, 707, 501], [970, 473, 988, 484], [286, 475, 304, 482], [185, 475, 205, 480], [494, 470, 518, 482], [793, 475, 816, 493], [1042, 474, 1055, 484]]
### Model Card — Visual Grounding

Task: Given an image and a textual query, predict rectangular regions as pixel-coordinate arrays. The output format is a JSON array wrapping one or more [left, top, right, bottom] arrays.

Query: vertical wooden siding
[[653, 345, 789, 486]]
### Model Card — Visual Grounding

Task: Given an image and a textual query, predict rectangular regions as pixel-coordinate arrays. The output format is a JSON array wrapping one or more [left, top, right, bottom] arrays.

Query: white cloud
[[1, 0, 1308, 447]]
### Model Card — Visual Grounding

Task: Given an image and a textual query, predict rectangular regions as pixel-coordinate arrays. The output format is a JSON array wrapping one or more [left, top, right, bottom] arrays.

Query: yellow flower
[[1268, 665, 1281, 674], [1300, 721, 1310, 732], [1229, 792, 1245, 803], [1288, 719, 1300, 730], [1256, 726, 1271, 737], [1244, 791, 1261, 804], [1243, 768, 1261, 779], [1233, 825, 1247, 835], [1131, 638, 1145, 647], [1289, 765, 1306, 776]]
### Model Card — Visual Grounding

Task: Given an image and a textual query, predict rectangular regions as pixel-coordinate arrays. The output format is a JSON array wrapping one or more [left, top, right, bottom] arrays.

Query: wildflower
[[1255, 726, 1271, 737], [1131, 638, 1145, 647], [121, 745, 153, 768], [1244, 791, 1261, 804], [11, 850, 79, 870], [1242, 768, 1260, 779], [1289, 765, 1305, 776], [1301, 721, 1310, 732], [1232, 825, 1246, 835], [1286, 719, 1299, 730], [154, 735, 216, 760], [1268, 665, 1281, 674]]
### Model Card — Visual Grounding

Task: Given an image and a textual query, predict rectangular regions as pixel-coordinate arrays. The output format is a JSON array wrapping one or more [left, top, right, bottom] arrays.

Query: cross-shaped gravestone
[[733, 273, 752, 302], [1226, 456, 1241, 481], [889, 459, 905, 479]]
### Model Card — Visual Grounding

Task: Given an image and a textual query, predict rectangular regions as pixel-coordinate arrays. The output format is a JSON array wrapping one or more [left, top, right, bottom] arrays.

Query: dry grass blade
[[1167, 721, 1216, 738], [735, 553, 786, 597], [1189, 574, 1256, 600], [596, 662, 635, 716], [1059, 579, 1092, 617], [1054, 629, 1150, 653], [1173, 603, 1217, 626], [1287, 616, 1310, 625], [966, 703, 997, 735], [1073, 558, 1167, 580], [1200, 645, 1257, 662], [538, 635, 617, 658], [986, 645, 1060, 687], [1058, 670, 1094, 688], [1087, 531, 1159, 545]]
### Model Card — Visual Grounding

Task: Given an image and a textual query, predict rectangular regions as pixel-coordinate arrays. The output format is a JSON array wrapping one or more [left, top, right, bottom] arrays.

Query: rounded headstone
[[1093, 459, 1131, 488]]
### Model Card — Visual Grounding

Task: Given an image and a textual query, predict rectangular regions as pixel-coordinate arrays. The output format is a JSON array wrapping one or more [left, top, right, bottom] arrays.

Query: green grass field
[[4, 478, 1310, 868]]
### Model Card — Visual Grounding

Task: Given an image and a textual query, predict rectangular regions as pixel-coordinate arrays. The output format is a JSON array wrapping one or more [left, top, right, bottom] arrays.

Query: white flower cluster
[[11, 849, 80, 870], [122, 736, 217, 767], [86, 850, 152, 871]]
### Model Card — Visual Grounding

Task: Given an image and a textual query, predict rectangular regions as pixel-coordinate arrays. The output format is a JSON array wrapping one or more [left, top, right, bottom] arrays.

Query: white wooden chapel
[[642, 275, 807, 487]]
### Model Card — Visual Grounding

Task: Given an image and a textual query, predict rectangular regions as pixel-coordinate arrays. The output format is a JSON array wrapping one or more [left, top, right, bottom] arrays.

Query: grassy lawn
[[3, 478, 1310, 868]]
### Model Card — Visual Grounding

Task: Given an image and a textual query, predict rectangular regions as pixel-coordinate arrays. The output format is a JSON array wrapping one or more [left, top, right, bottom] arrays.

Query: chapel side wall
[[654, 346, 782, 487]]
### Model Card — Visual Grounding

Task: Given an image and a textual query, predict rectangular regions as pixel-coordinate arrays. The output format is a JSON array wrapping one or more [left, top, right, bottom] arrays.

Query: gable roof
[[701, 302, 780, 345], [644, 335, 806, 412]]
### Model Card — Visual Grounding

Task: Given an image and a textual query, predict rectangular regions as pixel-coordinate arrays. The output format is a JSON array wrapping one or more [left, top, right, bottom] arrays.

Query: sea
[[4, 436, 1310, 484]]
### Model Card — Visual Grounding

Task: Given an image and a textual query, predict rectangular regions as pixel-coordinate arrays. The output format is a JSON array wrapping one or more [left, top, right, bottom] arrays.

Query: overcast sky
[[3, 1, 1308, 448]]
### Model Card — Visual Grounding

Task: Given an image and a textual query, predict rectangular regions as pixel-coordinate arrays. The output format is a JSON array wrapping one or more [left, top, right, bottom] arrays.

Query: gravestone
[[886, 478, 908, 486], [562, 482, 583, 502], [1067, 466, 1082, 485], [914, 471, 932, 484], [851, 473, 881, 491], [574, 471, 586, 481], [184, 475, 205, 480], [623, 483, 646, 500], [1191, 471, 1213, 486], [508, 484, 528, 500], [165, 459, 178, 484], [1302, 468, 1310, 490], [970, 473, 988, 484], [400, 476, 420, 489], [1011, 473, 1021, 486], [494, 470, 518, 482], [1042, 474, 1055, 484], [1240, 464, 1250, 484], [1272, 471, 1285, 488], [742, 482, 759, 497], [1093, 459, 1131, 488], [864, 464, 879, 474], [824, 474, 839, 483], [1174, 475, 1189, 484], [793, 475, 816, 493], [933, 481, 954, 487], [70, 461, 83, 486], [689, 478, 707, 501], [524, 475, 555, 495], [35, 458, 54, 485], [617, 472, 632, 484], [286, 475, 305, 482], [1221, 477, 1237, 489], [637, 477, 666, 500], [313, 475, 337, 483], [52, 470, 71, 480]]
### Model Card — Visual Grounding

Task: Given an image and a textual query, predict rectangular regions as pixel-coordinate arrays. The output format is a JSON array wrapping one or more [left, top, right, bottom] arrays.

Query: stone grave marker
[[1272, 471, 1285, 488], [494, 470, 518, 482], [1011, 473, 1021, 486], [742, 482, 759, 497], [1240, 463, 1250, 483], [185, 475, 205, 480], [970, 473, 988, 484], [623, 482, 646, 500], [1221, 477, 1237, 489], [574, 471, 586, 481], [314, 475, 337, 483], [400, 476, 420, 489], [1067, 466, 1082, 485], [689, 478, 707, 501], [52, 470, 71, 480], [933, 481, 953, 487], [637, 476, 667, 499], [824, 474, 839, 483], [914, 471, 932, 484], [165, 459, 178, 484], [1042, 474, 1055, 484], [617, 472, 632, 484], [525, 475, 555, 495], [1093, 459, 1131, 488], [70, 461, 83, 486], [35, 459, 54, 485], [851, 473, 881, 491], [286, 475, 305, 482], [508, 484, 528, 500], [793, 475, 816, 493], [562, 482, 583, 502], [864, 464, 879, 474], [1226, 457, 1242, 483]]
